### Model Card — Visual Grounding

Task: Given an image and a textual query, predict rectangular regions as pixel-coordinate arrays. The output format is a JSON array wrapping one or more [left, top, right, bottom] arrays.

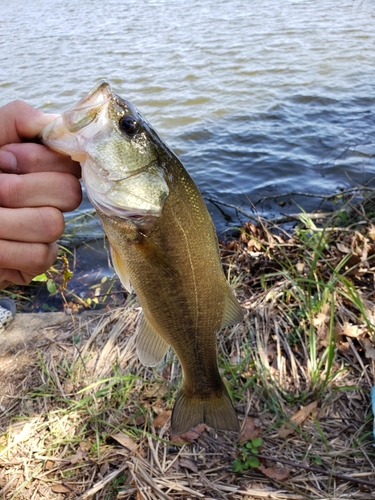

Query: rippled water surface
[[2, 0, 375, 230]]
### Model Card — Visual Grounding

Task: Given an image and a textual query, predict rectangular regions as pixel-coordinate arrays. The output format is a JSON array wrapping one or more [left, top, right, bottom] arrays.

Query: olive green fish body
[[100, 157, 241, 433], [40, 82, 243, 435]]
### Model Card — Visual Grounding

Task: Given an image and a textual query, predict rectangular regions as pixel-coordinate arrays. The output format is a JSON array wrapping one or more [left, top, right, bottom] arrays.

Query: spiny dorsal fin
[[136, 313, 170, 367], [220, 286, 244, 330], [110, 246, 132, 293]]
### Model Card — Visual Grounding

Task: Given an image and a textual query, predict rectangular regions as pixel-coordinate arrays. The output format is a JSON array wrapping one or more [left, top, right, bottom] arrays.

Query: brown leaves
[[152, 410, 171, 428], [340, 323, 363, 338], [51, 484, 71, 494], [359, 337, 375, 361], [259, 464, 290, 481], [179, 457, 199, 473], [239, 416, 262, 443], [278, 401, 319, 438], [170, 423, 208, 443], [69, 441, 91, 464], [111, 432, 138, 452]]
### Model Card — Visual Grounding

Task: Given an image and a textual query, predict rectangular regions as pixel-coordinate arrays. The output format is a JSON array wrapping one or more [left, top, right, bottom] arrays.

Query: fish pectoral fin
[[170, 385, 239, 436], [137, 236, 179, 278], [136, 313, 170, 367], [110, 246, 132, 293], [220, 287, 244, 330]]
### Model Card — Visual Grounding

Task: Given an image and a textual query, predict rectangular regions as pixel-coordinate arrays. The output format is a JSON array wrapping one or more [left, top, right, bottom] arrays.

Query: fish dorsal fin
[[110, 246, 132, 293], [136, 313, 170, 367], [220, 287, 244, 330]]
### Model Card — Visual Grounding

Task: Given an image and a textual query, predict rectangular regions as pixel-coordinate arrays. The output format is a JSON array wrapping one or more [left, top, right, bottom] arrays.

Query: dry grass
[[1, 201, 375, 499]]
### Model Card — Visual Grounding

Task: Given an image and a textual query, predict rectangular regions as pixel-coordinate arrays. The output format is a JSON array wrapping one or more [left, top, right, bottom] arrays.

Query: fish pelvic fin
[[110, 246, 133, 293], [136, 313, 170, 367], [170, 386, 239, 436]]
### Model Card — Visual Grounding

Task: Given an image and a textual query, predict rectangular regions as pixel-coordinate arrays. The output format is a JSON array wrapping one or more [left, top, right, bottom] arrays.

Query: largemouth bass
[[41, 82, 243, 435]]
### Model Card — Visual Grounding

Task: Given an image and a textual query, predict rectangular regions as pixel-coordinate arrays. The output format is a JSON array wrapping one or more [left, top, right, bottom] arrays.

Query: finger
[[0, 240, 58, 276], [0, 100, 57, 145], [0, 207, 65, 243], [0, 143, 81, 177], [0, 269, 39, 289], [0, 172, 82, 212]]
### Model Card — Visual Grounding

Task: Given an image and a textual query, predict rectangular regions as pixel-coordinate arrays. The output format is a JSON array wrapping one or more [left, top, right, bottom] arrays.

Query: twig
[[260, 187, 375, 202], [189, 430, 375, 488], [251, 453, 375, 488], [78, 464, 127, 499], [206, 197, 336, 225]]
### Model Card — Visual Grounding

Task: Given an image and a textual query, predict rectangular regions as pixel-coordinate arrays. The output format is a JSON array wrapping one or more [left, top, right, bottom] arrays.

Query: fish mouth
[[60, 81, 113, 133], [39, 81, 113, 160]]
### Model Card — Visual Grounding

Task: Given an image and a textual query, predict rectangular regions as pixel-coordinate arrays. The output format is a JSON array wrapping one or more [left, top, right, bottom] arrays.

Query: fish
[[40, 81, 243, 435]]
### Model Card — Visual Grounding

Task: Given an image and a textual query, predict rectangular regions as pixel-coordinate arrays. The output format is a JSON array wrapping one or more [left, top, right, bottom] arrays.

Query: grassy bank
[[1, 193, 375, 499]]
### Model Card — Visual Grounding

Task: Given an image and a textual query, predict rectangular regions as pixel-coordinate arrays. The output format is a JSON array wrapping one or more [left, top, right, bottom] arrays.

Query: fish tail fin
[[170, 386, 239, 436]]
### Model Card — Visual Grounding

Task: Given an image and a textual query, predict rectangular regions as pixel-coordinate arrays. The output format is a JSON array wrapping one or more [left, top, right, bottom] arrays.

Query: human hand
[[0, 100, 82, 290]]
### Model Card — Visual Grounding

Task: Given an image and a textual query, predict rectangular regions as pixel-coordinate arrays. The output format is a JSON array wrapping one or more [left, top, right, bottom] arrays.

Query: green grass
[[2, 201, 375, 498]]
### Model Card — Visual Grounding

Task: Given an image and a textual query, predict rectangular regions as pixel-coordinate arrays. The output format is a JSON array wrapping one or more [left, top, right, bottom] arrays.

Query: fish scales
[[40, 81, 243, 435]]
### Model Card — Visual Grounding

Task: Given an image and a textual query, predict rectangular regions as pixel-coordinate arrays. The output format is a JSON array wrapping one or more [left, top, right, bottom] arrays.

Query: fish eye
[[119, 115, 139, 136]]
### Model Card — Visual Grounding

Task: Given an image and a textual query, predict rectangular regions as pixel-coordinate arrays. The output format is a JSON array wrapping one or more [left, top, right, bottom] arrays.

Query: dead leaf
[[278, 424, 295, 439], [79, 441, 91, 452], [239, 416, 261, 442], [247, 239, 261, 251], [337, 242, 351, 254], [341, 323, 363, 338], [337, 341, 351, 356], [259, 464, 290, 481], [126, 414, 146, 426], [291, 400, 318, 425], [313, 312, 329, 328], [170, 423, 207, 443], [100, 462, 109, 477], [11, 418, 38, 444], [278, 401, 318, 438], [179, 457, 199, 473], [152, 410, 171, 428], [44, 460, 54, 470], [111, 432, 138, 451], [70, 448, 87, 465], [161, 363, 171, 379], [51, 484, 71, 494], [296, 262, 305, 274], [359, 337, 375, 360], [142, 382, 167, 398], [267, 343, 277, 363]]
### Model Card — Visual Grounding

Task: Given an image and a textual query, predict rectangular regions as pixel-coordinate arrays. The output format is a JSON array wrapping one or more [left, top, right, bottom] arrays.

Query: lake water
[[1, 0, 375, 298]]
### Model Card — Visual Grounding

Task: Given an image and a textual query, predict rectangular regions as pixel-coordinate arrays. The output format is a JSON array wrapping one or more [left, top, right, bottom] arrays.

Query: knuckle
[[0, 175, 22, 207], [3, 99, 27, 113]]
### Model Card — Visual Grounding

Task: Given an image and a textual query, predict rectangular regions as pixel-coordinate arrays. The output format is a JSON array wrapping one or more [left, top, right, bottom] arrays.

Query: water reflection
[[1, 0, 374, 296]]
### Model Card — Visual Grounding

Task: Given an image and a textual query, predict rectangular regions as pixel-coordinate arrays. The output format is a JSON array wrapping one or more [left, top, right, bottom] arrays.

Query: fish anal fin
[[221, 287, 244, 330], [110, 246, 132, 293], [170, 386, 239, 435], [136, 313, 170, 367]]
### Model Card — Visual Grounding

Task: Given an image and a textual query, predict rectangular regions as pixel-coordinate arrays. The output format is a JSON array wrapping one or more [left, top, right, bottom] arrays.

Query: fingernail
[[0, 150, 18, 172]]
